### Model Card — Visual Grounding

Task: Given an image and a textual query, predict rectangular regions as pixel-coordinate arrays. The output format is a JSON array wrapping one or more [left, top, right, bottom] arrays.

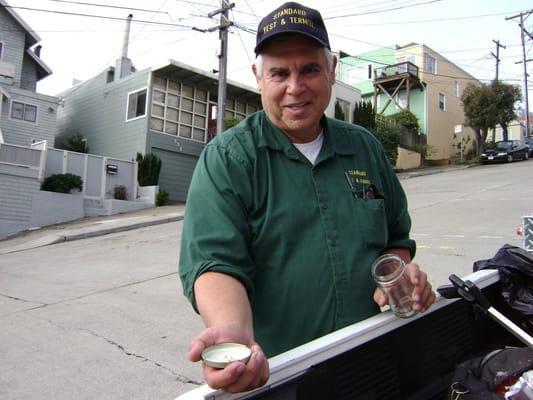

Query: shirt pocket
[[354, 198, 388, 250]]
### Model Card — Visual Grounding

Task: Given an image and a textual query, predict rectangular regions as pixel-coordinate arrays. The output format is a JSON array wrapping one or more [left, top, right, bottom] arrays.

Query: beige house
[[493, 121, 527, 142], [386, 43, 481, 163], [341, 43, 481, 166]]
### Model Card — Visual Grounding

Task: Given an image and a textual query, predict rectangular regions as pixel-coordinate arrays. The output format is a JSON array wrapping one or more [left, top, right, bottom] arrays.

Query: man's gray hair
[[255, 47, 335, 78]]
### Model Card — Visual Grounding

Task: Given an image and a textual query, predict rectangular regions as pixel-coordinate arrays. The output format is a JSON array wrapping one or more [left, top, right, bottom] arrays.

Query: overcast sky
[[5, 0, 533, 112]]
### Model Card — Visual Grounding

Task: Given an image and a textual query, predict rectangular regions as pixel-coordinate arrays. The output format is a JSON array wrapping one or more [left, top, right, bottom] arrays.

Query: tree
[[352, 101, 376, 130], [136, 153, 162, 186], [461, 83, 499, 155], [334, 100, 345, 121], [491, 80, 522, 142]]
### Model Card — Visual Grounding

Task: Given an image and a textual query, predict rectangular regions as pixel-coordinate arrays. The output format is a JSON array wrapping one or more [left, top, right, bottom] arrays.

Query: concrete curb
[[64, 215, 184, 242], [0, 215, 184, 255], [397, 164, 477, 180]]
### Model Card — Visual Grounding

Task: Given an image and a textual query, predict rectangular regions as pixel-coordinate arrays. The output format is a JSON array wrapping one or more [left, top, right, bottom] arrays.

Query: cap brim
[[254, 30, 330, 55]]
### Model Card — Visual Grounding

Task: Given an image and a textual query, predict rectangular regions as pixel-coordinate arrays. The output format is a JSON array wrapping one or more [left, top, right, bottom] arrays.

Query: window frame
[[396, 91, 408, 109], [10, 100, 38, 124], [336, 98, 351, 122], [126, 87, 148, 122], [0, 41, 4, 61], [424, 54, 437, 74], [438, 92, 446, 111]]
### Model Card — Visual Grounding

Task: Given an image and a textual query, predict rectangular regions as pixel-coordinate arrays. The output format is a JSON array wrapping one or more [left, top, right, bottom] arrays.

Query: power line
[[41, 0, 169, 15], [323, 0, 443, 20], [330, 10, 523, 26], [2, 5, 204, 30]]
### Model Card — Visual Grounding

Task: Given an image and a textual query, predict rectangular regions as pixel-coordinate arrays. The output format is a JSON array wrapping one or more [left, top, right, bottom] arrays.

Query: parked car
[[480, 140, 530, 164], [523, 136, 533, 156]]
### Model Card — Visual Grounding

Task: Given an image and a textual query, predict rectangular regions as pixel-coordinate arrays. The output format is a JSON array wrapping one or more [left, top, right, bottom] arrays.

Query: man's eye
[[270, 70, 287, 78], [302, 65, 320, 74]]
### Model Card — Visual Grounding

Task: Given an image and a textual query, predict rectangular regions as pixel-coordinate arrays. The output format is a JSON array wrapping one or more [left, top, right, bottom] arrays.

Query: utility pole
[[506, 10, 533, 136], [491, 39, 506, 82], [491, 40, 506, 142], [208, 1, 234, 135]]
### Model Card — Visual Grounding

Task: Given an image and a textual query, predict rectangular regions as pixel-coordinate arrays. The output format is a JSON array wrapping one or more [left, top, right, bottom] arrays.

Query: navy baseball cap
[[255, 2, 330, 55]]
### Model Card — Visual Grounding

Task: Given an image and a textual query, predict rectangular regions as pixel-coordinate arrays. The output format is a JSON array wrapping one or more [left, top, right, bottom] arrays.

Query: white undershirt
[[293, 131, 324, 165]]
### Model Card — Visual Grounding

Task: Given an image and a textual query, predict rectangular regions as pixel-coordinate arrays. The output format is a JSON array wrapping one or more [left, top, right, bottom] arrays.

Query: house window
[[126, 88, 147, 120], [149, 76, 212, 143], [225, 98, 256, 122], [397, 91, 408, 109], [438, 93, 446, 111], [345, 65, 371, 85], [424, 54, 437, 74], [11, 101, 37, 123], [454, 81, 460, 97], [336, 98, 350, 122], [0, 42, 3, 60]]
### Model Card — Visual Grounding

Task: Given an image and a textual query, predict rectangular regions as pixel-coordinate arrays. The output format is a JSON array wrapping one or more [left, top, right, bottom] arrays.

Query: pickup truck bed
[[176, 270, 524, 400]]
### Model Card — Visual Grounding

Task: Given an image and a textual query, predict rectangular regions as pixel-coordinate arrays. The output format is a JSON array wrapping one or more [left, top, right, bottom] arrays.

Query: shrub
[[225, 118, 241, 129], [373, 121, 400, 167], [136, 153, 162, 186], [156, 189, 169, 206], [41, 173, 83, 193], [113, 185, 127, 200], [58, 134, 88, 153], [389, 110, 420, 132]]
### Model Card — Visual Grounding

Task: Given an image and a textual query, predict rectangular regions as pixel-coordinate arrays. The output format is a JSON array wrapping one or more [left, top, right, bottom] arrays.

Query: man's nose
[[286, 74, 305, 95]]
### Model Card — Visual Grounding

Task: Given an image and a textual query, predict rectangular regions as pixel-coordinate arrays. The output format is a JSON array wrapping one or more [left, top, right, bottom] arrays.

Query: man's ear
[[330, 55, 338, 84], [252, 64, 260, 83]]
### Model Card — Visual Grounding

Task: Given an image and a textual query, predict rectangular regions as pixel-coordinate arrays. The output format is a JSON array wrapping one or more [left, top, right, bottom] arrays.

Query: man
[[179, 1, 435, 393]]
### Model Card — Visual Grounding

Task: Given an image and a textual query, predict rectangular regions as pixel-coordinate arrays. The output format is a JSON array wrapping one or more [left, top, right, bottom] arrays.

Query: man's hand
[[373, 262, 435, 313], [189, 324, 270, 393]]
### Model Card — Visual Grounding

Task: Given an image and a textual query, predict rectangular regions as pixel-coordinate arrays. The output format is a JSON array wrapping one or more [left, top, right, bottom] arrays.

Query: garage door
[[152, 148, 198, 202]]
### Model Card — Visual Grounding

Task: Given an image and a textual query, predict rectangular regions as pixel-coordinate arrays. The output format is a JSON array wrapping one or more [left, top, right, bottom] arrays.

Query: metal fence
[[43, 147, 138, 201], [0, 141, 138, 201], [0, 142, 42, 168]]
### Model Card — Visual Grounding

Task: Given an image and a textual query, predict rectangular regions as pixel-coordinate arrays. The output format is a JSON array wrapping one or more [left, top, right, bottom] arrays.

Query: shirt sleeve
[[178, 142, 255, 312], [378, 146, 417, 258]]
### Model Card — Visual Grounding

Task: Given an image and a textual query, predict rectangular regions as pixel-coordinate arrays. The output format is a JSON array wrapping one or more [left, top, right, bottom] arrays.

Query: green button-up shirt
[[179, 111, 415, 357]]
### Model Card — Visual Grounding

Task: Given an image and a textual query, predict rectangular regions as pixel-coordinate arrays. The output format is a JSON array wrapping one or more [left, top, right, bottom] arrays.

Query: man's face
[[252, 36, 337, 143]]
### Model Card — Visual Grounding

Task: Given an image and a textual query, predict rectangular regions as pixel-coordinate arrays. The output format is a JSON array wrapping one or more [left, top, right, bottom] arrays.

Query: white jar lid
[[201, 343, 252, 369]]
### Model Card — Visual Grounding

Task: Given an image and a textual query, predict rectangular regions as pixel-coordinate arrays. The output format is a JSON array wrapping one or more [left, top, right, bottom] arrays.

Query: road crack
[[84, 329, 202, 386], [0, 292, 47, 306]]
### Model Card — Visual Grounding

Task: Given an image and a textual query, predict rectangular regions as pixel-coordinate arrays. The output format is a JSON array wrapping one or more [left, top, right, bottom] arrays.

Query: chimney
[[34, 45, 42, 57], [122, 14, 133, 59], [116, 14, 134, 79]]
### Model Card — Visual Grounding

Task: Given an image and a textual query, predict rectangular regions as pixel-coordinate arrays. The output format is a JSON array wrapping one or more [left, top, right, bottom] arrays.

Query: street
[[0, 160, 531, 399]]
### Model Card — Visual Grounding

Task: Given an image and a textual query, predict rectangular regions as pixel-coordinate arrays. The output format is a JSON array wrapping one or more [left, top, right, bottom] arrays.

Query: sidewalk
[[0, 204, 185, 255], [0, 163, 474, 255], [396, 163, 474, 180]]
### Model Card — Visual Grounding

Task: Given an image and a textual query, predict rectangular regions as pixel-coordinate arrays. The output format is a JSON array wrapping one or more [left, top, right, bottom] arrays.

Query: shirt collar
[[257, 111, 355, 158]]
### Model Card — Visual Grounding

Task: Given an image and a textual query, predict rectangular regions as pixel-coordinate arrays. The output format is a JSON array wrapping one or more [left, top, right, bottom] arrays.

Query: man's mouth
[[284, 101, 310, 111]]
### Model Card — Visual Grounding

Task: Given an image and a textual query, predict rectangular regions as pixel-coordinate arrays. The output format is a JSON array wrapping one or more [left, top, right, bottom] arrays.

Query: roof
[[396, 42, 480, 83], [0, 84, 11, 98], [26, 49, 53, 80], [152, 59, 260, 104], [0, 0, 41, 47]]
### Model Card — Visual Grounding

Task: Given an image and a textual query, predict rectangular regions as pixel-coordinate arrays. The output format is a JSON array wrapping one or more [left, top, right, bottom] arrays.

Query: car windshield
[[496, 142, 513, 150]]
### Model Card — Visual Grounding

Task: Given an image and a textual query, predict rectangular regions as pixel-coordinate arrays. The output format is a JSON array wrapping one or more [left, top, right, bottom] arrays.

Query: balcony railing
[[374, 61, 418, 81]]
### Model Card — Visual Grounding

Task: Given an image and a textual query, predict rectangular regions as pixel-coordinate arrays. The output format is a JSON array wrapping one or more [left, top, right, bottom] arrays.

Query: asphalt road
[[0, 160, 531, 399]]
